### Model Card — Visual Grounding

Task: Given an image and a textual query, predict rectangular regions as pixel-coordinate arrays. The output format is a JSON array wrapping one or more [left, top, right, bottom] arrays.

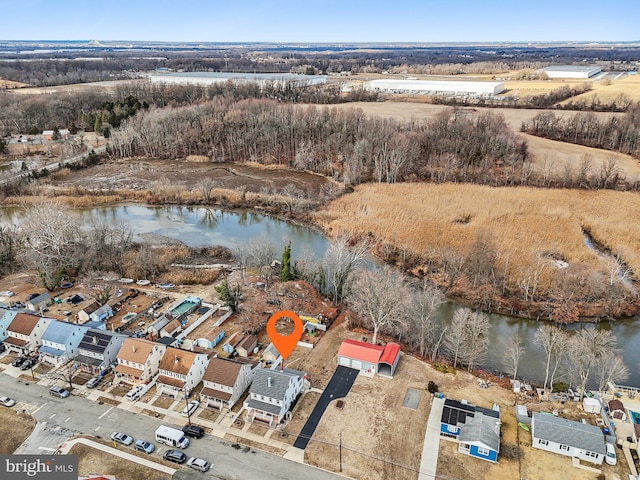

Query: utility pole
[[184, 388, 191, 426], [339, 431, 342, 472]]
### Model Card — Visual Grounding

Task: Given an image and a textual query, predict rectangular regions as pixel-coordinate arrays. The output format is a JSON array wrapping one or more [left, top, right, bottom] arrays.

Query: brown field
[[503, 79, 591, 97], [565, 74, 640, 103], [69, 443, 172, 480], [0, 407, 36, 454], [314, 183, 640, 291]]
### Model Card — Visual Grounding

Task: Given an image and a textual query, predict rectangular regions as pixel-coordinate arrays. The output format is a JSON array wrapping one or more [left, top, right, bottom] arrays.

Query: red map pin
[[266, 310, 304, 360]]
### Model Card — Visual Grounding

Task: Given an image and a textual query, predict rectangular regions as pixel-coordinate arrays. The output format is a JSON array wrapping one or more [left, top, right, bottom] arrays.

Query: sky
[[2, 0, 639, 43]]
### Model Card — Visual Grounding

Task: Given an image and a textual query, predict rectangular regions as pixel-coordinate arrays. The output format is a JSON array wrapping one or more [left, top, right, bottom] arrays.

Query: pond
[[3, 204, 639, 387]]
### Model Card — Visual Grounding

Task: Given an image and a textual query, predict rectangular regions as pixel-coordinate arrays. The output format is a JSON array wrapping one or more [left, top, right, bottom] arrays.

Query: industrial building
[[362, 79, 504, 96], [149, 72, 327, 88], [538, 65, 602, 79]]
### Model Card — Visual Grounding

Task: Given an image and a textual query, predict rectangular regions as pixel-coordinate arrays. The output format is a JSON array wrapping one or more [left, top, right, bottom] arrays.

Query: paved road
[[1, 376, 344, 480], [293, 366, 358, 449]]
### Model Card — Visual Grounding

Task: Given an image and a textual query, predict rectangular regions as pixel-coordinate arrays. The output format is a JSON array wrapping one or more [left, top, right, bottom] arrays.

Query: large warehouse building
[[362, 79, 505, 96], [538, 65, 602, 79], [149, 72, 327, 88]]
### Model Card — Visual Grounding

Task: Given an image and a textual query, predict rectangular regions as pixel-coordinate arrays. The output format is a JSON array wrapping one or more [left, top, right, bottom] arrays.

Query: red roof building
[[337, 339, 401, 377]]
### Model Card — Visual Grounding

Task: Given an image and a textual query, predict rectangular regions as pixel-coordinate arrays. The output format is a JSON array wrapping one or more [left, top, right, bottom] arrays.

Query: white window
[[560, 444, 569, 451], [586, 451, 598, 457], [447, 424, 457, 433], [477, 447, 490, 456], [538, 439, 548, 446]]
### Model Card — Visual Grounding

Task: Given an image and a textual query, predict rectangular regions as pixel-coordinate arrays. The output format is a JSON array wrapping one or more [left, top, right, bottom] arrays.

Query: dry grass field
[[0, 407, 36, 454], [564, 74, 640, 103], [315, 183, 640, 292]]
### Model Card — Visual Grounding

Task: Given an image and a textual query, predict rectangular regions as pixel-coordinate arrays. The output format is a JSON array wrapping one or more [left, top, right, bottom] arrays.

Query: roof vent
[[268, 377, 272, 387], [132, 345, 136, 353], [92, 336, 98, 344], [175, 355, 179, 364]]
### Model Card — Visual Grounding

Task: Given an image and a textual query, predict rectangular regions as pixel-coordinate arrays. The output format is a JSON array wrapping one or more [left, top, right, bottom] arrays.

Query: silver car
[[187, 457, 211, 472]]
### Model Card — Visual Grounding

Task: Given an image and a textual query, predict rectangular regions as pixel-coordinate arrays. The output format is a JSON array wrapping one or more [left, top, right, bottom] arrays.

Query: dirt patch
[[0, 408, 35, 454], [198, 407, 221, 422], [97, 396, 119, 406], [224, 434, 287, 456], [152, 396, 174, 409], [69, 442, 172, 480]]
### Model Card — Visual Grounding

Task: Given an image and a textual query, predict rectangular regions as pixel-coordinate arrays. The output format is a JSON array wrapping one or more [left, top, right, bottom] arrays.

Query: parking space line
[[98, 406, 114, 419], [94, 426, 101, 432], [49, 413, 56, 419], [64, 417, 70, 423]]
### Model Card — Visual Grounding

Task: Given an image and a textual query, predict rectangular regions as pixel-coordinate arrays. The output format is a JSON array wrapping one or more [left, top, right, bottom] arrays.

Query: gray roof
[[41, 321, 86, 344], [540, 65, 601, 72], [30, 293, 51, 305], [249, 368, 305, 401], [78, 330, 122, 354], [247, 397, 282, 415], [155, 72, 326, 81], [75, 354, 103, 366], [149, 315, 172, 331], [92, 304, 113, 318], [459, 413, 501, 452], [532, 412, 605, 455]]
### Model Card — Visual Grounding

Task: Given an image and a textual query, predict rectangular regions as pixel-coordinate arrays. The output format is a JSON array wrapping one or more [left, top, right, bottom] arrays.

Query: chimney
[[92, 336, 97, 345], [267, 377, 272, 387], [132, 345, 136, 353]]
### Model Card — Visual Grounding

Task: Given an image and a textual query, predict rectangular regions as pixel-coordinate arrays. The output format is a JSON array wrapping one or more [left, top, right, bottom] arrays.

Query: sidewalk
[[418, 395, 445, 480], [57, 437, 176, 475]]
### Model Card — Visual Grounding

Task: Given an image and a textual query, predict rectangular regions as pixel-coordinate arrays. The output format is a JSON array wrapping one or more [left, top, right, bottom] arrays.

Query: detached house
[[531, 412, 606, 465], [75, 330, 127, 375], [0, 308, 17, 340], [2, 313, 51, 354], [155, 347, 209, 398], [90, 304, 113, 323], [441, 399, 501, 463], [77, 302, 100, 324], [114, 338, 166, 385], [27, 292, 51, 312], [245, 367, 306, 426], [38, 321, 87, 366], [201, 357, 258, 411], [337, 339, 401, 377]]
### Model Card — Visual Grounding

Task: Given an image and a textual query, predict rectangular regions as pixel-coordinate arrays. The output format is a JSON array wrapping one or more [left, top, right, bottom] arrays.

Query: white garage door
[[351, 360, 362, 370], [339, 356, 351, 367]]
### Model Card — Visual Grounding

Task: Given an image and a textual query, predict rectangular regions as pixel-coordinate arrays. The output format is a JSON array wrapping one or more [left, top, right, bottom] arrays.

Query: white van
[[155, 425, 190, 449], [125, 384, 148, 401]]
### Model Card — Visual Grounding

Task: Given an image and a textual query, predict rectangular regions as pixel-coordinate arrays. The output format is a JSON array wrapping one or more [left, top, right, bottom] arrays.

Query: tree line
[[108, 99, 528, 185], [521, 105, 640, 160]]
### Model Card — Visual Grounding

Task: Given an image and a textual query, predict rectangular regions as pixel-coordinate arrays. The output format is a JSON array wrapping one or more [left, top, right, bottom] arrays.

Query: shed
[[378, 342, 401, 377], [236, 334, 258, 357], [516, 404, 530, 424], [337, 339, 384, 377], [262, 343, 279, 364], [607, 399, 626, 421], [27, 292, 51, 311], [583, 397, 601, 414]]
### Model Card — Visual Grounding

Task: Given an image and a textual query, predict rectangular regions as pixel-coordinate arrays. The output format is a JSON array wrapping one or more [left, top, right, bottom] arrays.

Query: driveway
[[293, 366, 358, 449]]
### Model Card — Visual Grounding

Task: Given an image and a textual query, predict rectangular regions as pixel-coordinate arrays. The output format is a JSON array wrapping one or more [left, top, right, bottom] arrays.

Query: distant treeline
[[0, 82, 377, 136], [521, 105, 640, 160], [109, 99, 529, 185]]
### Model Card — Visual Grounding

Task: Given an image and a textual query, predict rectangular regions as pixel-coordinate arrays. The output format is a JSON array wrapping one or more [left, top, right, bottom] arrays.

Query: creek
[[3, 204, 639, 387]]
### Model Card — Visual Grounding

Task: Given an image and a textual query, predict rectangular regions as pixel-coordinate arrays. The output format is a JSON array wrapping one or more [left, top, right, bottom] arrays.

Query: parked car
[[181, 400, 199, 417], [186, 457, 211, 472], [110, 432, 134, 446], [12, 356, 28, 367], [182, 424, 205, 439], [26, 293, 39, 301], [0, 396, 16, 407], [20, 358, 37, 370], [0, 290, 14, 297], [134, 439, 155, 454], [0, 342, 6, 353], [125, 384, 148, 401], [605, 442, 617, 465], [85, 376, 102, 389], [49, 386, 70, 398], [163, 450, 187, 464]]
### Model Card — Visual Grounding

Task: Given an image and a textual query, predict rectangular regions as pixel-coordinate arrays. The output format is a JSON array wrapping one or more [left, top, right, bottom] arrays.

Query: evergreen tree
[[280, 241, 295, 282], [216, 279, 242, 312]]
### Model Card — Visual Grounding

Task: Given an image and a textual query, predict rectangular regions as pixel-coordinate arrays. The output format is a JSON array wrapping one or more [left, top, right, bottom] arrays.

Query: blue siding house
[[0, 308, 17, 341], [39, 321, 88, 366], [441, 399, 501, 463], [89, 304, 113, 323]]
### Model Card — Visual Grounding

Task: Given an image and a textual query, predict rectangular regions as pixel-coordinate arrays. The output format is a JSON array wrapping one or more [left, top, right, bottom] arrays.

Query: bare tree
[[534, 324, 565, 392], [605, 254, 633, 288], [503, 333, 526, 380], [321, 234, 369, 302], [197, 177, 217, 203], [347, 266, 409, 345], [567, 329, 618, 400], [19, 202, 84, 290], [595, 352, 629, 393], [443, 309, 469, 368], [247, 235, 276, 288], [461, 311, 490, 372], [408, 280, 445, 358]]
